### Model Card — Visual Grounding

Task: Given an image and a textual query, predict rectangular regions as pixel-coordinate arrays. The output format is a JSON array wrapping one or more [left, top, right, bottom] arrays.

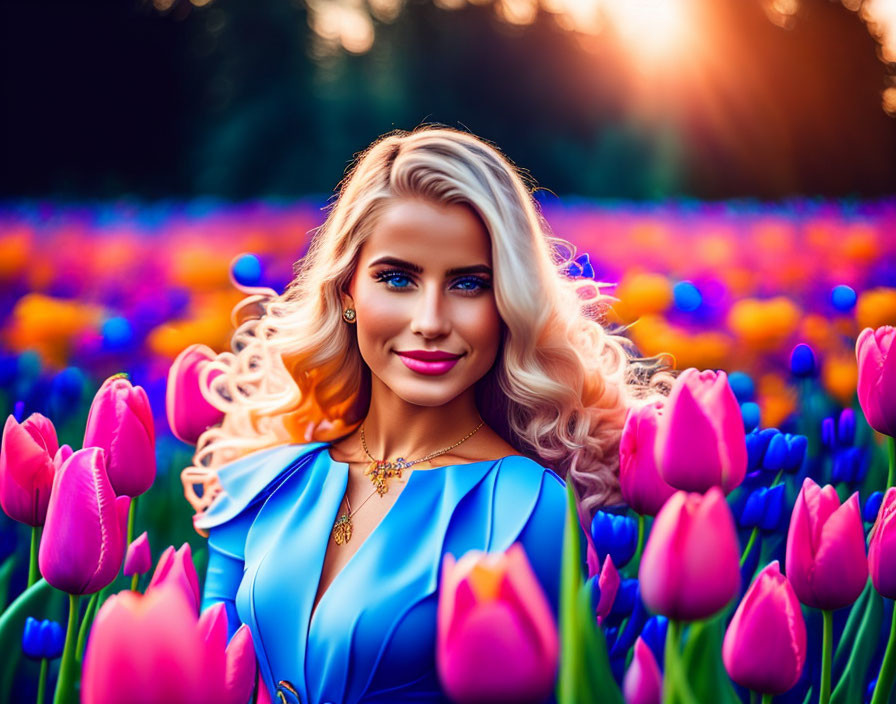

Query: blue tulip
[[759, 484, 786, 531], [640, 616, 668, 670], [790, 344, 816, 377], [864, 492, 884, 523], [741, 402, 761, 433], [831, 284, 857, 312], [588, 575, 601, 612], [762, 433, 807, 474], [838, 409, 856, 446], [673, 281, 702, 312], [746, 428, 780, 472], [232, 253, 264, 286], [22, 617, 65, 660], [604, 578, 639, 628], [832, 447, 868, 484], [728, 371, 756, 403], [590, 510, 638, 568], [821, 417, 836, 450]]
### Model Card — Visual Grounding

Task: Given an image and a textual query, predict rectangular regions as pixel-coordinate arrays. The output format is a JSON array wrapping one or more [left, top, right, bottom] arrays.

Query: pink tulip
[[654, 368, 747, 495], [595, 554, 620, 623], [623, 637, 662, 704], [868, 487, 896, 598], [166, 344, 225, 445], [437, 543, 559, 703], [0, 413, 59, 526], [38, 447, 129, 595], [857, 326, 896, 437], [639, 488, 741, 621], [82, 581, 255, 704], [198, 602, 258, 704], [722, 561, 807, 695], [146, 543, 201, 614], [124, 531, 152, 577], [83, 375, 156, 497], [619, 401, 677, 516], [786, 478, 867, 610]]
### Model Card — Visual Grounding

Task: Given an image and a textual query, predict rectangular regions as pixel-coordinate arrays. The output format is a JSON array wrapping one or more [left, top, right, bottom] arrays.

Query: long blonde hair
[[188, 126, 673, 515]]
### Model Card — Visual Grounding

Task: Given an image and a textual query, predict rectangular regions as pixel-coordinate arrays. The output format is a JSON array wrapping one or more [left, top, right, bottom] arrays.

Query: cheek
[[463, 300, 502, 355], [354, 284, 407, 342]]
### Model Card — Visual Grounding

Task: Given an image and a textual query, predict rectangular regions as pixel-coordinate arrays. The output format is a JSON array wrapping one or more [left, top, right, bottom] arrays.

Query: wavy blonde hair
[[185, 126, 674, 518]]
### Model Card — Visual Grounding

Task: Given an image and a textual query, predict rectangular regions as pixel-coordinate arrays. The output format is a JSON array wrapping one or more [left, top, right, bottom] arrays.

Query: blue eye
[[452, 277, 491, 293], [375, 271, 414, 289]]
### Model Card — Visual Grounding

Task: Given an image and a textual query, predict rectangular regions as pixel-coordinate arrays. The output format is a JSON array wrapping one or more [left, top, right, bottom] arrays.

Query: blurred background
[[0, 4, 895, 688]]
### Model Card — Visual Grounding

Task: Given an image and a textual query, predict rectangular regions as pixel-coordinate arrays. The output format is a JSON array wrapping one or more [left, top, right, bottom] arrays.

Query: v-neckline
[[306, 446, 517, 629], [306, 449, 413, 628]]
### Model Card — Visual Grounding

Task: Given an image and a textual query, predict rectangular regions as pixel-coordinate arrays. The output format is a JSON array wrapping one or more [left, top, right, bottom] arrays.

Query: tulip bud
[[166, 344, 225, 445], [147, 543, 201, 615], [22, 617, 65, 660], [654, 368, 747, 495], [623, 637, 662, 704], [856, 326, 896, 437], [785, 478, 867, 610], [595, 554, 620, 623], [39, 447, 128, 595], [619, 402, 677, 516], [639, 488, 741, 621], [83, 375, 156, 497], [868, 487, 896, 599], [437, 544, 558, 703], [124, 531, 152, 577], [864, 491, 884, 524], [0, 413, 59, 526], [722, 561, 806, 695]]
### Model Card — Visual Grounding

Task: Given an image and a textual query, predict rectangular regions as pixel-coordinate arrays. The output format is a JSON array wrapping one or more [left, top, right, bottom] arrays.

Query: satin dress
[[197, 442, 568, 704]]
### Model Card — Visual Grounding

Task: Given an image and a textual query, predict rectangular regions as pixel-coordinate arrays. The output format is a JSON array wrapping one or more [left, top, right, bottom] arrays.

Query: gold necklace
[[331, 421, 485, 545], [359, 421, 485, 496]]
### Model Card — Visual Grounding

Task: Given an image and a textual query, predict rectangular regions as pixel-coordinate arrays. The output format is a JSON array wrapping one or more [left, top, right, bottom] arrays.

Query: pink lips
[[395, 350, 462, 376]]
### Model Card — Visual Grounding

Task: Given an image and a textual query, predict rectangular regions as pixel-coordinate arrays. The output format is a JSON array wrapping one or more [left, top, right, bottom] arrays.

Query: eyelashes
[[373, 269, 492, 295]]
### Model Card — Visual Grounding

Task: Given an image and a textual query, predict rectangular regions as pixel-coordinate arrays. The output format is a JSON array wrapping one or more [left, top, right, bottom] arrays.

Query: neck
[[360, 377, 482, 460]]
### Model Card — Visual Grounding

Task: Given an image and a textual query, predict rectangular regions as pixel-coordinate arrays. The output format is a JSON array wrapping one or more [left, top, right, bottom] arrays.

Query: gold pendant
[[364, 459, 407, 496], [333, 512, 352, 544]]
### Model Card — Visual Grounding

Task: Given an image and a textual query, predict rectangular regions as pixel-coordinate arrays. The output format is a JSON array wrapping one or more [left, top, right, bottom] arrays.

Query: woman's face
[[346, 197, 502, 408]]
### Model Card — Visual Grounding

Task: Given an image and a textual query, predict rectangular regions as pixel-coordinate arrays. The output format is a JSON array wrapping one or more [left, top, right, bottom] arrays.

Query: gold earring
[[342, 308, 357, 323]]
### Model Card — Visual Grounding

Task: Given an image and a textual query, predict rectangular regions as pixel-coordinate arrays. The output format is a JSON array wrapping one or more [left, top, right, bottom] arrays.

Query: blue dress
[[197, 442, 568, 704]]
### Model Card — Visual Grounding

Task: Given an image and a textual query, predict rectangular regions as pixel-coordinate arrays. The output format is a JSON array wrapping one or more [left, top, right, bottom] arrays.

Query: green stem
[[53, 593, 80, 704], [75, 591, 100, 664], [871, 601, 896, 704], [887, 436, 895, 491], [36, 658, 47, 704], [130, 573, 139, 592], [771, 468, 785, 488], [663, 620, 699, 704], [126, 495, 138, 548], [740, 527, 759, 568], [28, 526, 40, 587], [750, 691, 758, 704], [761, 694, 772, 704], [820, 609, 833, 704]]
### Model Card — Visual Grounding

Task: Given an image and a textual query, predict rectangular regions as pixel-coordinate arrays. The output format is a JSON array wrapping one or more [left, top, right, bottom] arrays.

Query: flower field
[[0, 197, 894, 703]]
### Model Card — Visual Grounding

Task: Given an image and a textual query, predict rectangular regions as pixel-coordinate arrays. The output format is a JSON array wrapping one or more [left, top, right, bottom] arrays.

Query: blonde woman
[[187, 126, 671, 704]]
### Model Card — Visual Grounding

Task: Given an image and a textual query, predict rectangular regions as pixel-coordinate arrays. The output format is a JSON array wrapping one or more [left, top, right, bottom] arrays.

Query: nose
[[409, 284, 451, 339]]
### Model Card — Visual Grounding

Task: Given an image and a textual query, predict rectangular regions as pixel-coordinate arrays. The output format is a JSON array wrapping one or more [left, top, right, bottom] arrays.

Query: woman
[[186, 126, 672, 704]]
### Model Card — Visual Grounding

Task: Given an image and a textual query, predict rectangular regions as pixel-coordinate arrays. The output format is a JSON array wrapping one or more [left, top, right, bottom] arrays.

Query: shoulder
[[194, 442, 327, 532]]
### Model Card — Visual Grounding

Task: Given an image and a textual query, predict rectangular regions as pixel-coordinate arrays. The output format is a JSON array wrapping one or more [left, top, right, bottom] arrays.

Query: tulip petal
[[38, 447, 124, 594], [223, 624, 257, 704], [722, 561, 806, 694], [811, 493, 868, 610], [623, 637, 662, 704]]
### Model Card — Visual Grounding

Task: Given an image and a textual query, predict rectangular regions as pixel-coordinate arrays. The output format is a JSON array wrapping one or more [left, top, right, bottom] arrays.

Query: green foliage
[[557, 481, 623, 704]]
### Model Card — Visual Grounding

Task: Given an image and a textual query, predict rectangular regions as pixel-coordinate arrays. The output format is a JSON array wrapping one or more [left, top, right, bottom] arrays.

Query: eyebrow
[[368, 256, 492, 277]]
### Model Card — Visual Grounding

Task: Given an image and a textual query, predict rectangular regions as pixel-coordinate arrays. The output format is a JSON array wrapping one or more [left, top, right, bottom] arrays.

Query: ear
[[341, 293, 355, 310]]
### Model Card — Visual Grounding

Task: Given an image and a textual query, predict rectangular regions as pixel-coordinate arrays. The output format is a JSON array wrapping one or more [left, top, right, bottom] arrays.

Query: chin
[[392, 383, 467, 408]]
